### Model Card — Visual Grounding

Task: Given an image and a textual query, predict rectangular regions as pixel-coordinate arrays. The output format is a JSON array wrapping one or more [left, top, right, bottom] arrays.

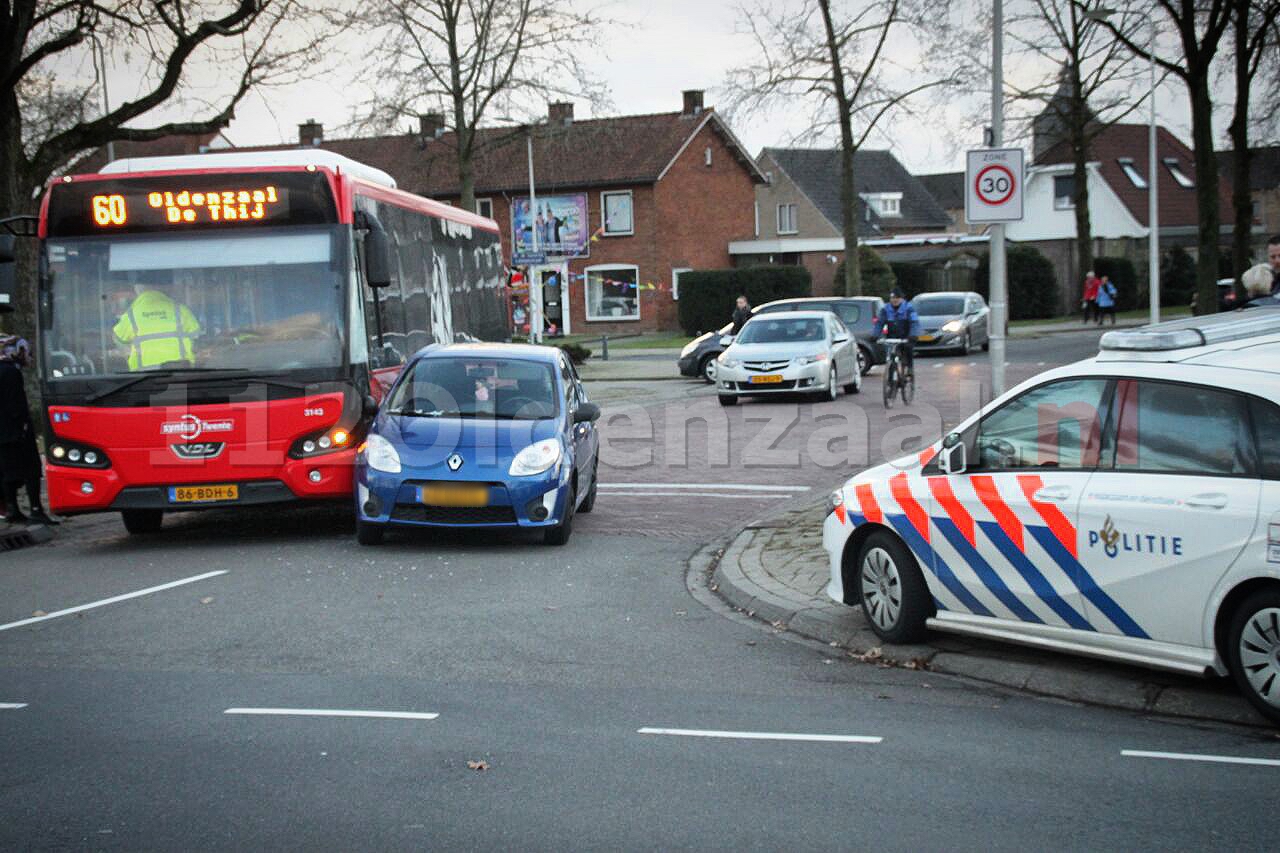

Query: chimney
[[419, 112, 445, 138], [298, 119, 323, 147], [682, 90, 704, 116], [548, 102, 574, 125]]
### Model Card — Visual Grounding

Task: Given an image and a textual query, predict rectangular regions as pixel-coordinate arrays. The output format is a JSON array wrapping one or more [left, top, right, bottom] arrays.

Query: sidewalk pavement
[[706, 497, 1269, 728], [1009, 317, 1147, 337]]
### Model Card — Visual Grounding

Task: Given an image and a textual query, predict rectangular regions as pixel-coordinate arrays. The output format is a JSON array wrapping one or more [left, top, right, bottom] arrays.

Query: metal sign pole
[[988, 0, 1007, 398], [527, 130, 542, 344]]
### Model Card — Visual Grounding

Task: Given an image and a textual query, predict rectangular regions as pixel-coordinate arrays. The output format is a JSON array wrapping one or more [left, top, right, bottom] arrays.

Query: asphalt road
[[3, 329, 1277, 850]]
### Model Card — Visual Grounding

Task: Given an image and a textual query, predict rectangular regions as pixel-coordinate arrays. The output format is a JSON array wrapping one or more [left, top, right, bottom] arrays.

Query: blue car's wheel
[[578, 460, 598, 514], [544, 485, 575, 546]]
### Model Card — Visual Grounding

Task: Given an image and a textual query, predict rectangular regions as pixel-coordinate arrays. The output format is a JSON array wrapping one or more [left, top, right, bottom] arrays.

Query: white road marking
[[1122, 749, 1280, 768], [1037, 361, 1046, 366], [599, 483, 809, 492], [601, 491, 793, 499], [0, 703, 28, 710], [0, 571, 228, 633], [637, 727, 881, 744], [968, 361, 977, 366], [225, 708, 439, 721]]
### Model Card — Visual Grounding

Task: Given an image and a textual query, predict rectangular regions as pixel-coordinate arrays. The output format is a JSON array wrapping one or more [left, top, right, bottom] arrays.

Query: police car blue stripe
[[887, 514, 995, 617], [977, 520, 1094, 631], [1025, 527, 1150, 639], [933, 517, 1044, 624]]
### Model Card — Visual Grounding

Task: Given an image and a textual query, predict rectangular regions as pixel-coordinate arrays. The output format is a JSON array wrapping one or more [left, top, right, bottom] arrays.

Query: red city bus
[[36, 150, 508, 533]]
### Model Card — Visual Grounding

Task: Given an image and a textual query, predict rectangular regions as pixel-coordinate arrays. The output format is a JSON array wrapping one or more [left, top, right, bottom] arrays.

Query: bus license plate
[[169, 484, 239, 503], [420, 485, 489, 507], [749, 374, 784, 384]]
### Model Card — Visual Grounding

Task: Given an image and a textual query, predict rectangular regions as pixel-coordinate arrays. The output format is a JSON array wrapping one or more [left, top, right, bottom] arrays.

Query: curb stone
[[709, 507, 1270, 729]]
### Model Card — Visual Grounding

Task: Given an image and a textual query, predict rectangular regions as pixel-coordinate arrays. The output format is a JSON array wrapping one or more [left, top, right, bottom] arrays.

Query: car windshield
[[737, 317, 826, 344], [389, 357, 559, 420], [762, 301, 862, 326], [914, 296, 966, 316], [42, 227, 345, 378]]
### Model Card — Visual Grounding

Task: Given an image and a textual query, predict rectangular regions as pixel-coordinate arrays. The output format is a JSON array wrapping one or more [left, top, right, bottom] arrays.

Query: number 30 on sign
[[964, 148, 1025, 224]]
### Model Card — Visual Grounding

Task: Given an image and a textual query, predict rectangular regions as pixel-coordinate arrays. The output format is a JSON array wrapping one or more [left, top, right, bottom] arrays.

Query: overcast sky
[[106, 0, 1199, 177]]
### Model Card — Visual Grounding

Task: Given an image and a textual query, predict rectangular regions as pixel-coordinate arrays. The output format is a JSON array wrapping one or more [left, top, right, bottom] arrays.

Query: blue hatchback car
[[354, 343, 601, 546]]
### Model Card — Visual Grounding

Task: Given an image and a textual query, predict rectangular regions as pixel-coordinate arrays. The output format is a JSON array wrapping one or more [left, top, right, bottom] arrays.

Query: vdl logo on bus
[[161, 414, 234, 441]]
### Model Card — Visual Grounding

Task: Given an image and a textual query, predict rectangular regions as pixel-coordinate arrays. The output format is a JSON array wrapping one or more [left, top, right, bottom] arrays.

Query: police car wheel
[[356, 520, 385, 546], [1226, 589, 1280, 723], [856, 531, 931, 644], [121, 509, 163, 535]]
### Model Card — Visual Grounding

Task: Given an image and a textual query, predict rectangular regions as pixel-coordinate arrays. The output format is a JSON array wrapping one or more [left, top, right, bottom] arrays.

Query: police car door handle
[[1033, 485, 1071, 502], [1186, 492, 1228, 510]]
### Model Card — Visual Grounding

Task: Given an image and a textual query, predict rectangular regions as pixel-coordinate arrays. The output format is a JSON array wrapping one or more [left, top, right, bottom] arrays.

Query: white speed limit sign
[[965, 148, 1024, 224]]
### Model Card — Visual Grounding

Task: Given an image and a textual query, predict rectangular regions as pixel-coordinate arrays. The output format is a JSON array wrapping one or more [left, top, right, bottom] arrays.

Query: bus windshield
[[42, 226, 346, 378]]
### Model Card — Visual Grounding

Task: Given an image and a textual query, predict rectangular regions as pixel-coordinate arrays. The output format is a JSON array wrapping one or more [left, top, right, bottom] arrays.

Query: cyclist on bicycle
[[877, 288, 920, 378]]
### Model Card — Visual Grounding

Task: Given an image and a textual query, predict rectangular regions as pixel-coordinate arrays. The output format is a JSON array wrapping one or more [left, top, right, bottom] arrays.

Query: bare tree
[[1, 0, 341, 330], [355, 0, 609, 213], [1095, 0, 1233, 314], [1226, 0, 1280, 294], [726, 0, 958, 296], [1004, 0, 1148, 296]]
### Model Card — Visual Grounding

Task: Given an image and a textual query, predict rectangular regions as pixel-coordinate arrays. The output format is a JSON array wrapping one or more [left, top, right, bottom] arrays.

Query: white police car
[[823, 309, 1280, 723]]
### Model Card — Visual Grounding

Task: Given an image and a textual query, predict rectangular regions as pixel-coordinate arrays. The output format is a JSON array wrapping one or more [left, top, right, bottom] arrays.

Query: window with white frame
[[777, 203, 797, 234], [585, 264, 640, 321], [1053, 175, 1076, 209], [753, 201, 759, 236], [671, 267, 691, 301], [859, 192, 903, 218], [601, 190, 634, 235], [1117, 158, 1147, 189], [1163, 158, 1195, 189], [475, 197, 493, 219]]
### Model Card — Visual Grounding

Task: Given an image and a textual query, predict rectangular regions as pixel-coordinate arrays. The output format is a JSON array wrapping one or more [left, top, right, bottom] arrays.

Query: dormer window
[[859, 192, 903, 218], [1053, 175, 1075, 209], [1162, 157, 1194, 189], [1117, 158, 1147, 189]]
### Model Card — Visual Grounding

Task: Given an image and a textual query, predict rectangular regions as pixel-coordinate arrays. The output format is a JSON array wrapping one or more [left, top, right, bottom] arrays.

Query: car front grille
[[743, 360, 792, 372], [390, 504, 517, 525]]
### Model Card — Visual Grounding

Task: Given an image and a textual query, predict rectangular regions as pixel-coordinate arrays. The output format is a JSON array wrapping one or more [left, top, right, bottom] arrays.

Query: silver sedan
[[714, 311, 861, 406]]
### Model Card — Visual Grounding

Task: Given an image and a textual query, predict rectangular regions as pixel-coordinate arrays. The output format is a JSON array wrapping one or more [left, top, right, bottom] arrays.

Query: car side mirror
[[574, 402, 601, 424], [719, 335, 734, 347], [939, 432, 966, 475], [362, 393, 379, 419]]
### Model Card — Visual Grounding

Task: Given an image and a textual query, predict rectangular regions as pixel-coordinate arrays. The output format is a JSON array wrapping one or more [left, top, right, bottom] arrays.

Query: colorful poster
[[511, 193, 589, 259]]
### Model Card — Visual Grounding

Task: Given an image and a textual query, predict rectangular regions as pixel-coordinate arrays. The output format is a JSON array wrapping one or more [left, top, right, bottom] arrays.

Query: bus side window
[[366, 202, 408, 368]]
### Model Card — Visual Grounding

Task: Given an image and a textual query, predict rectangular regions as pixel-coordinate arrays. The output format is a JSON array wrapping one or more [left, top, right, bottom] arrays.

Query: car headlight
[[942, 320, 964, 333], [363, 433, 401, 474], [509, 438, 561, 477], [795, 352, 829, 365], [826, 489, 844, 515], [718, 354, 739, 368]]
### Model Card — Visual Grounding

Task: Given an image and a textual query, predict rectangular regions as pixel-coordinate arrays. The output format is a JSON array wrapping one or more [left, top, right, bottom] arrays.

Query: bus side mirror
[[359, 213, 393, 289], [939, 432, 966, 475]]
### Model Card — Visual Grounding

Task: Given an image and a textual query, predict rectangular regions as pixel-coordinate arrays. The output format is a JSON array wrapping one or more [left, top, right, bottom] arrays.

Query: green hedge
[[888, 262, 929, 298], [1160, 246, 1196, 307], [974, 244, 1059, 320], [676, 265, 812, 335], [833, 246, 896, 296], [1093, 256, 1138, 311]]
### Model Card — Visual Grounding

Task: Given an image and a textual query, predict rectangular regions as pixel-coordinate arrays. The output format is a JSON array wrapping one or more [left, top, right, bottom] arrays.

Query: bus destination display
[[91, 185, 287, 228], [46, 171, 338, 237]]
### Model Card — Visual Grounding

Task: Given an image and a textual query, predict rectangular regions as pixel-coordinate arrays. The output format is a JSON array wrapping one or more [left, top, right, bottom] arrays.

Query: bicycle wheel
[[882, 359, 897, 409], [901, 363, 915, 405]]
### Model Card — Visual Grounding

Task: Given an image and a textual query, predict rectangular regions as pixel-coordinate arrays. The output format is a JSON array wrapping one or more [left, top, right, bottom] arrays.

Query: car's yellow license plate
[[420, 484, 489, 507], [918, 334, 935, 342], [170, 484, 238, 503], [749, 374, 784, 384]]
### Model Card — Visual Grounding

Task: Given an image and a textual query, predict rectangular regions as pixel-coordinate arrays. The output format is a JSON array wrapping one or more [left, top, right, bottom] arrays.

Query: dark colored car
[[753, 296, 886, 375], [678, 321, 735, 382], [911, 291, 990, 355]]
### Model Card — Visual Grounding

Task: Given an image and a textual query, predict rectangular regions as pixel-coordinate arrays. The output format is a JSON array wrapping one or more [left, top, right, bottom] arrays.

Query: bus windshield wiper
[[85, 371, 178, 404], [86, 369, 305, 403]]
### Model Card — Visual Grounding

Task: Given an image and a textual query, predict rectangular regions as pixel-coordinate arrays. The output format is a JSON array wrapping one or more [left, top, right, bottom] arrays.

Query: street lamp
[[1087, 7, 1159, 324], [90, 34, 114, 164]]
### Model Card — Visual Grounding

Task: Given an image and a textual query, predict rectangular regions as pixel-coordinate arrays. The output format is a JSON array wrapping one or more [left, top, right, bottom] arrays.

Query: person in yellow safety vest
[[112, 284, 201, 371]]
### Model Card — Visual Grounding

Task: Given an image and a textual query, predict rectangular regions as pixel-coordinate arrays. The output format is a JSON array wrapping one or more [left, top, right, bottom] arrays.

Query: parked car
[[911, 291, 990, 355], [754, 296, 886, 375], [821, 309, 1280, 724], [715, 310, 860, 406], [355, 343, 600, 546], [678, 321, 735, 382]]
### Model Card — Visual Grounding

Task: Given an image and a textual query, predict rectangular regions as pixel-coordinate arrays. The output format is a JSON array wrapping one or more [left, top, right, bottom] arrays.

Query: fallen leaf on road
[[851, 647, 883, 663], [32, 610, 46, 617], [200, 597, 214, 605], [466, 760, 489, 771]]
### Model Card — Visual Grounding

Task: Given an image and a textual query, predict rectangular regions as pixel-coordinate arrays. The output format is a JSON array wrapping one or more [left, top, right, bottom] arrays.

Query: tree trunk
[[1228, 8, 1253, 302], [0, 88, 38, 341], [1069, 114, 1094, 303], [1188, 74, 1221, 315], [456, 127, 476, 214], [818, 0, 861, 296]]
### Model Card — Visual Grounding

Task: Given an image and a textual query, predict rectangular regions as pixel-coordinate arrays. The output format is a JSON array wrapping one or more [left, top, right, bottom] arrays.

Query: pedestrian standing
[[1095, 275, 1118, 325], [0, 335, 57, 525], [1081, 270, 1100, 324], [730, 294, 752, 335]]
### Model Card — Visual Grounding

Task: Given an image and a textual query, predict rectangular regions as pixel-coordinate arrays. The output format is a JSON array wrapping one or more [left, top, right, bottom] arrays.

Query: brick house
[[270, 91, 765, 335]]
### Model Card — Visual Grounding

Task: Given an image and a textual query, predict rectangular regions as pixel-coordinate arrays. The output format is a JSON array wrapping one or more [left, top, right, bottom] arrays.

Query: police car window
[[1249, 398, 1280, 479], [1113, 380, 1253, 475], [975, 378, 1108, 470]]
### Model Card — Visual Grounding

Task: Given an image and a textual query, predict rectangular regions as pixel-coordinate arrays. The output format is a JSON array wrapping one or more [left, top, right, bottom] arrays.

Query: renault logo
[[447, 453, 464, 471]]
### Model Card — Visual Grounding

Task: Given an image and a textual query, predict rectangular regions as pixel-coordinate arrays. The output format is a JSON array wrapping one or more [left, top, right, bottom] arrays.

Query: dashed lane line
[[0, 571, 228, 633], [599, 492, 794, 499], [225, 708, 439, 721], [599, 483, 810, 492], [0, 703, 28, 710], [638, 727, 881, 744], [1122, 749, 1280, 768]]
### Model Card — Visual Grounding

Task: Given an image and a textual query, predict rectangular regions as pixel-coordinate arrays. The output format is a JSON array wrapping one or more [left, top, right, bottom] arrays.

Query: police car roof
[[1097, 308, 1280, 370], [414, 342, 564, 363]]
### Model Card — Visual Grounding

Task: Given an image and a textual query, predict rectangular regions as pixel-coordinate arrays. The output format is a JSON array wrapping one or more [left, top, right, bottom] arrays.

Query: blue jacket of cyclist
[[877, 288, 919, 371]]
